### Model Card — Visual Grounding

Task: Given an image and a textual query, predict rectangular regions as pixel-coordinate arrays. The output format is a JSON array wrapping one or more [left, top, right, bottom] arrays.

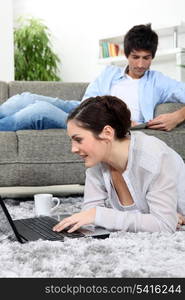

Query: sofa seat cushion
[[0, 131, 18, 162], [16, 129, 85, 186], [0, 129, 85, 186], [16, 129, 81, 163]]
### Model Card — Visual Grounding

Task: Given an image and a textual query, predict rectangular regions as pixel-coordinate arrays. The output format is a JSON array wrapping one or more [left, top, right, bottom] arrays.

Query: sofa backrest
[[0, 81, 8, 104], [8, 81, 89, 101]]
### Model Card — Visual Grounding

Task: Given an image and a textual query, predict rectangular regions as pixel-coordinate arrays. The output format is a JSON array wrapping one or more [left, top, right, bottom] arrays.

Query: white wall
[[0, 0, 14, 81], [12, 0, 185, 82]]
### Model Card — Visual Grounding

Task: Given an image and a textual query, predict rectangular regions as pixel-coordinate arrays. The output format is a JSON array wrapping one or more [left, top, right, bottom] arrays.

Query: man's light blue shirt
[[82, 65, 185, 122]]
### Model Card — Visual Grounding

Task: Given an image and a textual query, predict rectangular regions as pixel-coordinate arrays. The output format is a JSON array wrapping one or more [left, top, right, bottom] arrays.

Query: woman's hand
[[53, 208, 96, 233]]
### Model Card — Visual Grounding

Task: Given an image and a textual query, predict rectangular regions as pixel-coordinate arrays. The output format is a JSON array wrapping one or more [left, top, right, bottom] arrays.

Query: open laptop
[[0, 198, 110, 243]]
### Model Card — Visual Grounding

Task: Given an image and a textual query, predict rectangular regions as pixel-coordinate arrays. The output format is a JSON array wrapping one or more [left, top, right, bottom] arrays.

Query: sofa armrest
[[154, 103, 185, 128]]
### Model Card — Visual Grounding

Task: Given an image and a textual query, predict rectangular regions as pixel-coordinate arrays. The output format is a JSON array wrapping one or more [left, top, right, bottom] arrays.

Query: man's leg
[[0, 92, 80, 118], [0, 101, 68, 131], [25, 93, 80, 113]]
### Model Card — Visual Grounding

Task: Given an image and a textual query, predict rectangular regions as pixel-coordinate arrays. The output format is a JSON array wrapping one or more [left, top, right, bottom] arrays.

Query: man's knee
[[28, 101, 55, 114]]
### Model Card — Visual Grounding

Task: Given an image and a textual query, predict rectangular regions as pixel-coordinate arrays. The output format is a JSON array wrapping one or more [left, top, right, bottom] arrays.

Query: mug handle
[[51, 197, 60, 211]]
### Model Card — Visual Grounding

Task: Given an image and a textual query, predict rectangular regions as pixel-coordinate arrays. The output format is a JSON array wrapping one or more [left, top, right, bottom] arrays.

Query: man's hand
[[147, 110, 184, 131], [53, 208, 96, 233], [131, 121, 140, 127]]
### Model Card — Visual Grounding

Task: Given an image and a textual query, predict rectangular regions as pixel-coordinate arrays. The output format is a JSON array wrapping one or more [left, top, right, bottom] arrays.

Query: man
[[83, 23, 185, 131], [0, 24, 185, 131]]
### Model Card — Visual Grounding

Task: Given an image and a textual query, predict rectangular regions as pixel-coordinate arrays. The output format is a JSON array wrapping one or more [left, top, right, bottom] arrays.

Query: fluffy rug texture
[[0, 197, 185, 278]]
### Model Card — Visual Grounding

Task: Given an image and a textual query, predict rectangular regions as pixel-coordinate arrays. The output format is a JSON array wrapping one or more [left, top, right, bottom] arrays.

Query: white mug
[[34, 194, 60, 217]]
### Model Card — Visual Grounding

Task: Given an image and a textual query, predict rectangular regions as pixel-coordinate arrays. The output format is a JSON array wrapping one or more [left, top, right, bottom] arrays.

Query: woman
[[53, 95, 185, 233]]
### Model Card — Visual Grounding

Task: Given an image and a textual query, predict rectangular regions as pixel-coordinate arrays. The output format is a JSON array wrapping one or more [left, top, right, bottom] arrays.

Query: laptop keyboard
[[16, 216, 84, 240]]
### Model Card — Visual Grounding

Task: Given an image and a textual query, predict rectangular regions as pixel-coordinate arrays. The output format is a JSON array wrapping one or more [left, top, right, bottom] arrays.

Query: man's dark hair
[[124, 24, 158, 58]]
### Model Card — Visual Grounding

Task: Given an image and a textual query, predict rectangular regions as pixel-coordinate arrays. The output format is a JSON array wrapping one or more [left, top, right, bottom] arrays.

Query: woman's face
[[67, 120, 110, 168]]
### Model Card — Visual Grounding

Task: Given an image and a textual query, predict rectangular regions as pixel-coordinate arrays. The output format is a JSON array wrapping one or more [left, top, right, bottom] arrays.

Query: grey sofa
[[0, 80, 184, 198]]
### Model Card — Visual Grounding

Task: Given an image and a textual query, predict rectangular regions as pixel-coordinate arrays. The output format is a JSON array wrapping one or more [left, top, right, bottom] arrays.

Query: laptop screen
[[0, 199, 23, 242], [0, 200, 15, 241]]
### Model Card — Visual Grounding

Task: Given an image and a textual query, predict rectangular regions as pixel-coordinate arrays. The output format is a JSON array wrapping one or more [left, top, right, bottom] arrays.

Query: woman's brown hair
[[67, 95, 131, 139]]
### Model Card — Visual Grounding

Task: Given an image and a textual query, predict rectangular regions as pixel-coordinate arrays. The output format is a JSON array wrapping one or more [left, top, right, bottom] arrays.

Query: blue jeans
[[0, 92, 80, 130]]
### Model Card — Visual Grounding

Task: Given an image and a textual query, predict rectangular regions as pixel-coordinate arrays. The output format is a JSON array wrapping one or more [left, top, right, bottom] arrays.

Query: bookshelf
[[98, 23, 185, 81], [98, 47, 185, 65]]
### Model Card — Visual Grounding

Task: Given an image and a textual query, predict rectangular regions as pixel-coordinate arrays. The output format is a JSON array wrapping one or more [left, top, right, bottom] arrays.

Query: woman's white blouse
[[83, 131, 185, 233]]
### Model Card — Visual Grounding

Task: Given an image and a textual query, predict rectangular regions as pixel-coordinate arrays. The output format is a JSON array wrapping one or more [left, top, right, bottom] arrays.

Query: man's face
[[127, 50, 153, 79]]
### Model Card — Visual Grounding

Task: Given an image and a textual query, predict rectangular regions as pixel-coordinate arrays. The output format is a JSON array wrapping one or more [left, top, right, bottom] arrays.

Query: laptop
[[0, 198, 110, 243]]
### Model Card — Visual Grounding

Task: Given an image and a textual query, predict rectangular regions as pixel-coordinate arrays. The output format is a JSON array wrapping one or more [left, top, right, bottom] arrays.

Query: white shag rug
[[1, 197, 185, 278]]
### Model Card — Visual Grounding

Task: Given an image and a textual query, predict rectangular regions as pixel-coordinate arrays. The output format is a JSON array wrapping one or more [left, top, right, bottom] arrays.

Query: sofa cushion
[[0, 131, 19, 186], [0, 129, 85, 186], [8, 81, 89, 101], [16, 129, 85, 185], [18, 162, 85, 186], [0, 132, 18, 162], [16, 129, 81, 163]]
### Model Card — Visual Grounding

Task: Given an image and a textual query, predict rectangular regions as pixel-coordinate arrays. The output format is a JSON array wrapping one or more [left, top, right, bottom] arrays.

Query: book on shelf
[[99, 42, 124, 58], [102, 42, 109, 58]]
